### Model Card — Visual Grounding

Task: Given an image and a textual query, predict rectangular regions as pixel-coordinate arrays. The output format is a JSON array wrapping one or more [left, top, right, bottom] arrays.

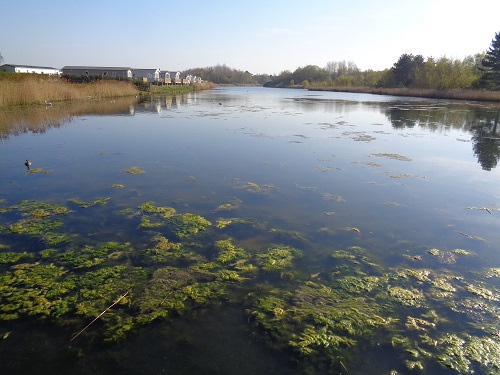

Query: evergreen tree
[[480, 31, 500, 89], [391, 54, 424, 87]]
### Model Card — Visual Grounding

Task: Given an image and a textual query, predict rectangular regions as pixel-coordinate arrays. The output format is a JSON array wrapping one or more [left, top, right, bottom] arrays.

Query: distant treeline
[[263, 32, 500, 92], [264, 54, 487, 91], [183, 64, 272, 85]]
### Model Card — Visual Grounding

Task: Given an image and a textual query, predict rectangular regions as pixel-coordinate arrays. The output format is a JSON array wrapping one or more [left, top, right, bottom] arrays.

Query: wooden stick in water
[[340, 359, 348, 372], [70, 289, 130, 342]]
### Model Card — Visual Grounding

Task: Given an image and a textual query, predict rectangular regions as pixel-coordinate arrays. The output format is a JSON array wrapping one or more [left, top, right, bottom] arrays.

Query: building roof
[[132, 68, 161, 73], [61, 66, 132, 71], [1, 64, 59, 70]]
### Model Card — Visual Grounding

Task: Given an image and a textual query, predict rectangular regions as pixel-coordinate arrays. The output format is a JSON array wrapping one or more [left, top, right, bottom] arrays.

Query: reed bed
[[0, 75, 138, 107], [193, 81, 215, 90], [308, 86, 500, 102]]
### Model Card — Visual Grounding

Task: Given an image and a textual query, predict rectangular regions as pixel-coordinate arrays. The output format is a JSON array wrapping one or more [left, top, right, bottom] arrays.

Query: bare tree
[[0, 51, 3, 64]]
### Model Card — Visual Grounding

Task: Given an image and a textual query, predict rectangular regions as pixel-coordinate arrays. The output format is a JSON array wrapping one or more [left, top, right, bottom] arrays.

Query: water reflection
[[379, 100, 500, 169], [0, 92, 204, 139], [471, 113, 500, 170], [1, 90, 500, 174], [0, 97, 137, 139]]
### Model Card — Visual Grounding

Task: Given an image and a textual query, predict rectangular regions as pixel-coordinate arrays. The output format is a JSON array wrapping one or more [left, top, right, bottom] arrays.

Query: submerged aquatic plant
[[371, 153, 412, 161], [256, 245, 302, 271], [4, 200, 70, 245], [0, 251, 32, 264], [387, 286, 425, 308], [167, 213, 211, 238], [68, 197, 110, 208], [437, 333, 500, 375], [0, 262, 75, 320], [123, 166, 145, 174]]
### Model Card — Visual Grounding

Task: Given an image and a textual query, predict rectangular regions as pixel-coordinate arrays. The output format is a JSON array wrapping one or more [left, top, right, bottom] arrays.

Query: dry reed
[[193, 81, 215, 90], [0, 75, 138, 107]]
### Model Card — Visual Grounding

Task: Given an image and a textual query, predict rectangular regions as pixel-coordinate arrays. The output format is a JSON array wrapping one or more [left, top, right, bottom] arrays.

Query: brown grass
[[0, 75, 138, 107], [308, 86, 500, 102], [193, 81, 215, 90]]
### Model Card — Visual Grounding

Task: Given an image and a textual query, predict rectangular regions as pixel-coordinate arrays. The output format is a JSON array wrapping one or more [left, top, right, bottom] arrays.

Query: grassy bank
[[0, 73, 139, 107], [148, 81, 215, 95], [307, 85, 500, 102]]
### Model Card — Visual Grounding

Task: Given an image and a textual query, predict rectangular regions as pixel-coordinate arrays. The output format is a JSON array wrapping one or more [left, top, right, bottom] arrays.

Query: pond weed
[[256, 245, 302, 272], [68, 197, 109, 208], [371, 153, 412, 162], [122, 166, 145, 174], [3, 200, 70, 245], [0, 251, 32, 264]]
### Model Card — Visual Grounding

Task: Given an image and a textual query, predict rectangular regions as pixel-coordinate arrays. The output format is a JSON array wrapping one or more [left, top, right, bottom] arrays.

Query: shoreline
[[306, 86, 500, 103], [0, 74, 215, 108]]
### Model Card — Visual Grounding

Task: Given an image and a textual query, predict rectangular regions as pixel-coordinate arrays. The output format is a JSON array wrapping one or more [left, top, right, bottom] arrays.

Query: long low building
[[1, 64, 200, 84], [61, 66, 133, 79], [0, 64, 61, 75]]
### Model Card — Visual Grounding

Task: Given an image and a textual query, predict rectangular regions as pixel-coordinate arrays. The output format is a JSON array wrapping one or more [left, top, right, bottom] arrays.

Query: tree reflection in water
[[471, 112, 500, 170]]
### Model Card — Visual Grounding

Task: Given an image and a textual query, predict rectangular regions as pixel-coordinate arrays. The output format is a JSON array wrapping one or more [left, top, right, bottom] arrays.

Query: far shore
[[306, 85, 500, 103]]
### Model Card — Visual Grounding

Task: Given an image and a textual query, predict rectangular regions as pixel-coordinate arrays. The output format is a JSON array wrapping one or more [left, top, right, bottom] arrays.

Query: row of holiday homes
[[0, 64, 202, 85]]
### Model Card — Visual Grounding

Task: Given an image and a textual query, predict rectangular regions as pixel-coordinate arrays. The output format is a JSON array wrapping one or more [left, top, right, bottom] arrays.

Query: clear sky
[[1, 0, 499, 75]]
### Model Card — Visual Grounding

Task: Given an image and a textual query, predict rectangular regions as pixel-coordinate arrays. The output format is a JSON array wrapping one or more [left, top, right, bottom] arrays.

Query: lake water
[[0, 86, 499, 374]]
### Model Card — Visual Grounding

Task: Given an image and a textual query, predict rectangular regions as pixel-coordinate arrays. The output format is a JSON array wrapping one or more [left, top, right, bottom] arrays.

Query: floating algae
[[136, 202, 210, 238], [215, 217, 251, 229], [333, 275, 380, 294], [437, 333, 500, 375], [387, 286, 425, 308], [4, 200, 70, 245], [371, 153, 412, 161], [54, 242, 131, 269], [451, 249, 477, 256], [123, 166, 145, 174], [25, 167, 52, 174], [214, 238, 248, 264], [465, 284, 499, 301], [248, 280, 397, 369], [427, 248, 457, 264], [234, 179, 277, 194], [215, 197, 241, 211], [405, 316, 436, 331], [68, 197, 110, 208], [138, 201, 176, 217], [290, 326, 356, 356], [144, 235, 182, 263], [167, 213, 211, 238], [137, 266, 228, 324], [215, 218, 233, 229], [0, 262, 75, 320], [405, 268, 432, 282], [256, 245, 302, 272], [483, 268, 500, 278], [0, 251, 32, 264]]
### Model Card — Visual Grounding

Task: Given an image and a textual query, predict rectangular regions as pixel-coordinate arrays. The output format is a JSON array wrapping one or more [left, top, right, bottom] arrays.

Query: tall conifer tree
[[480, 31, 500, 88]]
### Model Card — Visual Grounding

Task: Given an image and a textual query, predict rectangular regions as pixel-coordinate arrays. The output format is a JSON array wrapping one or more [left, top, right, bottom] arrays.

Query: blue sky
[[1, 0, 499, 74]]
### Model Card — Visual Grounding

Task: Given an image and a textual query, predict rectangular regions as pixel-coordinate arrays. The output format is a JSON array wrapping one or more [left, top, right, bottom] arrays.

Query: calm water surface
[[0, 87, 499, 374]]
